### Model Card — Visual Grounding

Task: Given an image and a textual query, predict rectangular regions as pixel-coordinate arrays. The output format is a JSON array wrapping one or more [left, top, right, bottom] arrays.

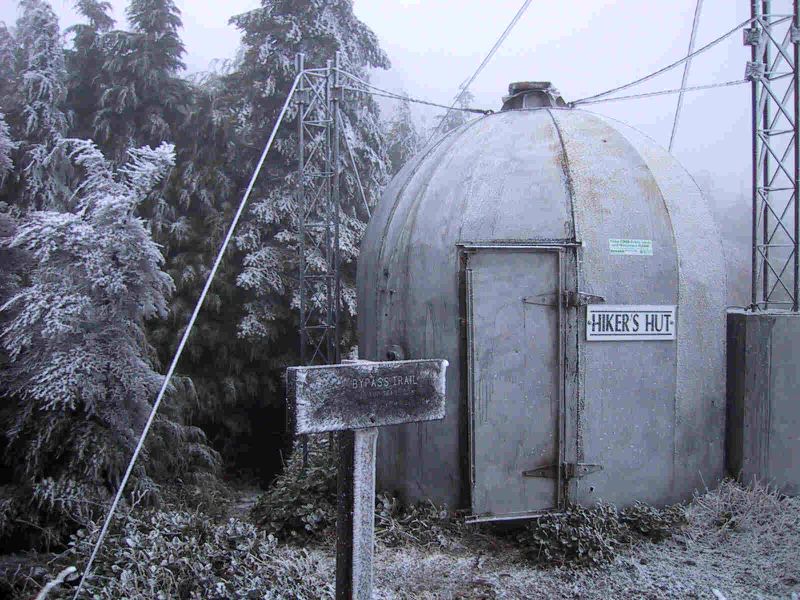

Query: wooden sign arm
[[286, 357, 447, 600]]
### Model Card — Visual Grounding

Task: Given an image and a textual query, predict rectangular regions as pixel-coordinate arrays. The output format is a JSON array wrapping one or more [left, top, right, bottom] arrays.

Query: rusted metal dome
[[357, 88, 726, 521]]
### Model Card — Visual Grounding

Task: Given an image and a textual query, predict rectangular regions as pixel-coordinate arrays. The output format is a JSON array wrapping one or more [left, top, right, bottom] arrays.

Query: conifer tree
[[0, 140, 218, 549], [0, 114, 15, 183], [6, 0, 71, 209], [66, 1, 115, 141], [61, 0, 259, 473], [385, 96, 422, 175], [0, 24, 14, 103], [145, 71, 253, 468], [216, 0, 391, 468], [433, 89, 477, 137], [91, 0, 189, 163], [229, 0, 390, 343], [0, 114, 20, 312], [1, 4, 226, 549]]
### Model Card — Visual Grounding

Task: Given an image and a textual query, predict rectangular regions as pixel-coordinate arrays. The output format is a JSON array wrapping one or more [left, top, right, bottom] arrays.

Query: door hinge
[[522, 291, 606, 308], [522, 462, 603, 480], [566, 291, 605, 307], [522, 292, 559, 306]]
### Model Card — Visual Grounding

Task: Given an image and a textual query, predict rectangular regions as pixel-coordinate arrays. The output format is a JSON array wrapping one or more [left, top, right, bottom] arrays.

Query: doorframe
[[457, 240, 579, 522]]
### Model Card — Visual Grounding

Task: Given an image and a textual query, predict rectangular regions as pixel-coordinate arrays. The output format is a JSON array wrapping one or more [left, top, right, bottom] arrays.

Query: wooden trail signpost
[[287, 358, 448, 600]]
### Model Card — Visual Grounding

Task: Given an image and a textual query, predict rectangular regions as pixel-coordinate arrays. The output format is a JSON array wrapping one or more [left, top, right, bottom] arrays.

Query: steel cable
[[571, 16, 756, 106], [574, 79, 748, 106], [669, 0, 705, 152], [427, 0, 533, 142], [337, 72, 492, 114]]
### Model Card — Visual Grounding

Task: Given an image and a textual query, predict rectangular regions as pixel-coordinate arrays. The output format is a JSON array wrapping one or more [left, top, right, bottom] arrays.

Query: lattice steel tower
[[295, 53, 342, 365], [745, 0, 800, 310]]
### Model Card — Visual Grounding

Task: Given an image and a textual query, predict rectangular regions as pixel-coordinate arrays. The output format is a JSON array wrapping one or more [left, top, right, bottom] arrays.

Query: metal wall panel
[[614, 117, 727, 497], [466, 248, 563, 518], [553, 111, 681, 506]]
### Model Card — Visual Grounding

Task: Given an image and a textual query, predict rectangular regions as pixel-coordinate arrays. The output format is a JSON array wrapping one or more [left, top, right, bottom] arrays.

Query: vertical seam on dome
[[545, 109, 578, 242], [376, 116, 492, 270], [374, 119, 489, 315], [680, 171, 729, 299], [376, 137, 449, 267], [386, 115, 491, 270], [381, 114, 490, 503], [546, 109, 585, 480]]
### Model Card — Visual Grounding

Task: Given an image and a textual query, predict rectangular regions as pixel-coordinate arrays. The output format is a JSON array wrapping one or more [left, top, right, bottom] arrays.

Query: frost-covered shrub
[[375, 493, 463, 549], [620, 501, 686, 542], [251, 437, 464, 547], [516, 503, 626, 567], [0, 140, 218, 550], [9, 508, 334, 600], [689, 478, 792, 534], [514, 501, 686, 567], [252, 438, 337, 541]]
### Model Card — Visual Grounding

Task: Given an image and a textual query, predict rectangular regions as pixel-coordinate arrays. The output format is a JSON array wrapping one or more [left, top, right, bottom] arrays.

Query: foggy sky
[[1, 1, 756, 179], [0, 0, 775, 305], [0, 0, 765, 220]]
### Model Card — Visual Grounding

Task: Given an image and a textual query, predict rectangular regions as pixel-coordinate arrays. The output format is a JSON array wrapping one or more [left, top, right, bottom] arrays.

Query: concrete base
[[727, 310, 800, 494]]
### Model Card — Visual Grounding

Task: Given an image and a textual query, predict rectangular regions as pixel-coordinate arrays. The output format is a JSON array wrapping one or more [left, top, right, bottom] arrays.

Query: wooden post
[[335, 428, 378, 600], [286, 358, 448, 600]]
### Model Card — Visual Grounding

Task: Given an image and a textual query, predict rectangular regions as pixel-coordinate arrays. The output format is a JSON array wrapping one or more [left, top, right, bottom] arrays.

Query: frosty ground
[[294, 480, 800, 600], [4, 476, 798, 599], [367, 482, 800, 600]]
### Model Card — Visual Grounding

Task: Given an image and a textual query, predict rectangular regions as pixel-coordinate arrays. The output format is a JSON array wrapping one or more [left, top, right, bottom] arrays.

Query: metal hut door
[[465, 246, 566, 520]]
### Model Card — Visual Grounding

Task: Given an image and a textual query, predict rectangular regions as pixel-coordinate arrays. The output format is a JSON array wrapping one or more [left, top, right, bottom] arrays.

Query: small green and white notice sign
[[609, 238, 653, 256]]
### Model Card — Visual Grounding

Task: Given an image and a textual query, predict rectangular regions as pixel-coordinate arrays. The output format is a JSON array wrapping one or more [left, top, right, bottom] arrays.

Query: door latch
[[522, 292, 605, 308], [522, 462, 603, 480]]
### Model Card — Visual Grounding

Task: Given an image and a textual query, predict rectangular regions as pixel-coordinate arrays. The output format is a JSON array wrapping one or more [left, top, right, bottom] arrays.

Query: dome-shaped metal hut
[[356, 82, 727, 522]]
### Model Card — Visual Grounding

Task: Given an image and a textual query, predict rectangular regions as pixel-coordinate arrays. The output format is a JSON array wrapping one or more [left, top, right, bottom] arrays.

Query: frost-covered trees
[[92, 0, 190, 162], [0, 2, 227, 549], [59, 0, 247, 468], [66, 0, 188, 165], [115, 0, 396, 471], [0, 140, 217, 548], [207, 0, 391, 467], [0, 24, 14, 104], [385, 97, 422, 175], [433, 89, 477, 137], [8, 0, 71, 209], [0, 114, 18, 297], [66, 1, 115, 141], [0, 114, 15, 183], [230, 0, 390, 345], [0, 0, 397, 550]]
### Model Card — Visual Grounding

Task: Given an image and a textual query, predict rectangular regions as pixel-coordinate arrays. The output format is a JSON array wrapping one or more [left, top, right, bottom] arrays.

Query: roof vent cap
[[501, 81, 567, 110]]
